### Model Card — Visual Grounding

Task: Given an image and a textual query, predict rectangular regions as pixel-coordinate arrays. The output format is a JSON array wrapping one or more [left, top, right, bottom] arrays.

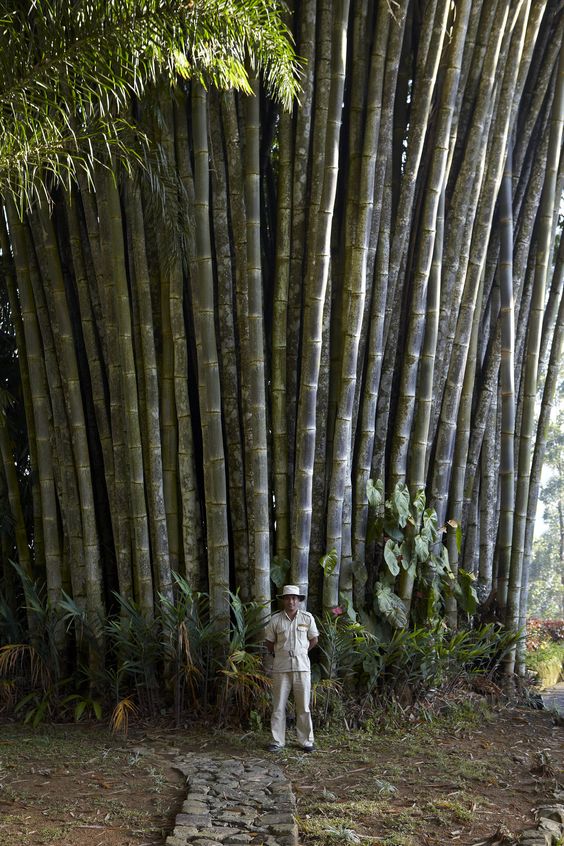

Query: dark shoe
[[267, 743, 283, 752], [302, 744, 315, 753]]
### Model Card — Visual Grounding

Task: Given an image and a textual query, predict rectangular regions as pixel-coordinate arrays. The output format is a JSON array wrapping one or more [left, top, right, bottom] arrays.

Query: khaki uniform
[[264, 610, 319, 748]]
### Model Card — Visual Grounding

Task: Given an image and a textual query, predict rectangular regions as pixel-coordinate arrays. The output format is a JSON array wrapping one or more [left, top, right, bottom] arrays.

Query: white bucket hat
[[277, 584, 306, 601]]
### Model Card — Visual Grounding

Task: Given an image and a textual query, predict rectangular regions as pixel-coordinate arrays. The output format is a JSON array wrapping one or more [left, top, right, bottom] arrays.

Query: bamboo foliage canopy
[[0, 0, 562, 673]]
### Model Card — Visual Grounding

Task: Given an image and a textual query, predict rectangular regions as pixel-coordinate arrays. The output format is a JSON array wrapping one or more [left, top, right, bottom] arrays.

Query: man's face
[[282, 594, 300, 618]]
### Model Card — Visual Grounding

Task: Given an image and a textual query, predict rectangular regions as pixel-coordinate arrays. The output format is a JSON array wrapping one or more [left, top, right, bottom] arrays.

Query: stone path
[[165, 753, 298, 846]]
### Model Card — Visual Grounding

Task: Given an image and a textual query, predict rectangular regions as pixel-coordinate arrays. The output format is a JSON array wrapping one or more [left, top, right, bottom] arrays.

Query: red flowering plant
[[526, 619, 564, 651]]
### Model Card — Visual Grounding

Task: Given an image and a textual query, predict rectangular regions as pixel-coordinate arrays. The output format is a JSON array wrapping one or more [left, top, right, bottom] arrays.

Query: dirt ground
[[0, 699, 562, 846]]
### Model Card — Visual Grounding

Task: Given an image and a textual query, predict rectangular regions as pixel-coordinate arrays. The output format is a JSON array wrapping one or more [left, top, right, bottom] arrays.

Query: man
[[264, 584, 319, 753]]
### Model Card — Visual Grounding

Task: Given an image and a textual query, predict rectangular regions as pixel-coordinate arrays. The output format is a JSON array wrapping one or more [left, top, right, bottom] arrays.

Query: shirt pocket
[[297, 623, 310, 646]]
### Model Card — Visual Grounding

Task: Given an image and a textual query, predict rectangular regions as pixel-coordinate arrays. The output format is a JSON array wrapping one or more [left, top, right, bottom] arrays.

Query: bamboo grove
[[0, 0, 563, 679]]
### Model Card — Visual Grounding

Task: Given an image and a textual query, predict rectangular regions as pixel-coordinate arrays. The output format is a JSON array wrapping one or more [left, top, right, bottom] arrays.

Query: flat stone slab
[[166, 753, 298, 846]]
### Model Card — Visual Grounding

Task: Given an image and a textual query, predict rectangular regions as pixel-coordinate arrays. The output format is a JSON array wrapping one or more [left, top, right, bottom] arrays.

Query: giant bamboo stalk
[[431, 0, 510, 447], [34, 203, 106, 641], [478, 391, 501, 601], [408, 188, 444, 493], [382, 0, 453, 349], [92, 169, 134, 601], [445, 264, 484, 627], [208, 91, 250, 598], [125, 180, 173, 602], [271, 106, 293, 562], [517, 263, 563, 674], [5, 205, 65, 608], [389, 0, 471, 491], [431, 0, 533, 532], [172, 88, 205, 590], [221, 91, 253, 577], [98, 171, 154, 616], [496, 144, 516, 622], [150, 95, 182, 582], [0, 419, 32, 583], [286, 0, 318, 497], [192, 82, 230, 633], [324, 0, 390, 610], [505, 39, 563, 645], [245, 76, 271, 606], [291, 0, 350, 598]]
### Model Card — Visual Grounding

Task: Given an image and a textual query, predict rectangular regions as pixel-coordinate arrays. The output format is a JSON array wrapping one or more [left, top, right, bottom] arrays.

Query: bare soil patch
[[0, 702, 561, 846]]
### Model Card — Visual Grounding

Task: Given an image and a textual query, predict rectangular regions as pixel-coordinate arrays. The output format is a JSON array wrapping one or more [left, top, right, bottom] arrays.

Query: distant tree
[[528, 400, 564, 619]]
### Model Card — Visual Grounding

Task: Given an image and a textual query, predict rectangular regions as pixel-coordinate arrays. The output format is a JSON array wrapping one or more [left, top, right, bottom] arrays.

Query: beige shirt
[[264, 610, 319, 673]]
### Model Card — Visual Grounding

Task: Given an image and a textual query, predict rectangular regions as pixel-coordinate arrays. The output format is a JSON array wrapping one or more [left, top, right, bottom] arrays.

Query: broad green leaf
[[392, 482, 411, 527], [454, 569, 478, 615], [375, 582, 408, 629], [412, 489, 426, 522], [382, 516, 404, 543], [422, 508, 439, 542], [414, 534, 429, 562], [456, 523, 463, 554], [383, 540, 400, 577], [367, 478, 384, 508], [441, 546, 452, 573], [320, 548, 338, 577], [270, 556, 290, 588]]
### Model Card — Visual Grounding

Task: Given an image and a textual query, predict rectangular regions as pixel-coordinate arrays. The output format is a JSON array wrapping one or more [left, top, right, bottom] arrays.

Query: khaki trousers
[[271, 671, 314, 747]]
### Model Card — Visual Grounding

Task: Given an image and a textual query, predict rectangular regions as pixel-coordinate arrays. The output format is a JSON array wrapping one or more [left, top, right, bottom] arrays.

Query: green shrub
[[526, 641, 564, 688], [311, 609, 519, 726]]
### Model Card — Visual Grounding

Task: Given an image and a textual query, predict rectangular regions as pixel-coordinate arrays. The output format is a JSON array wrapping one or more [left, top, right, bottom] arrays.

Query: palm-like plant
[[217, 591, 271, 724], [0, 0, 299, 206]]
